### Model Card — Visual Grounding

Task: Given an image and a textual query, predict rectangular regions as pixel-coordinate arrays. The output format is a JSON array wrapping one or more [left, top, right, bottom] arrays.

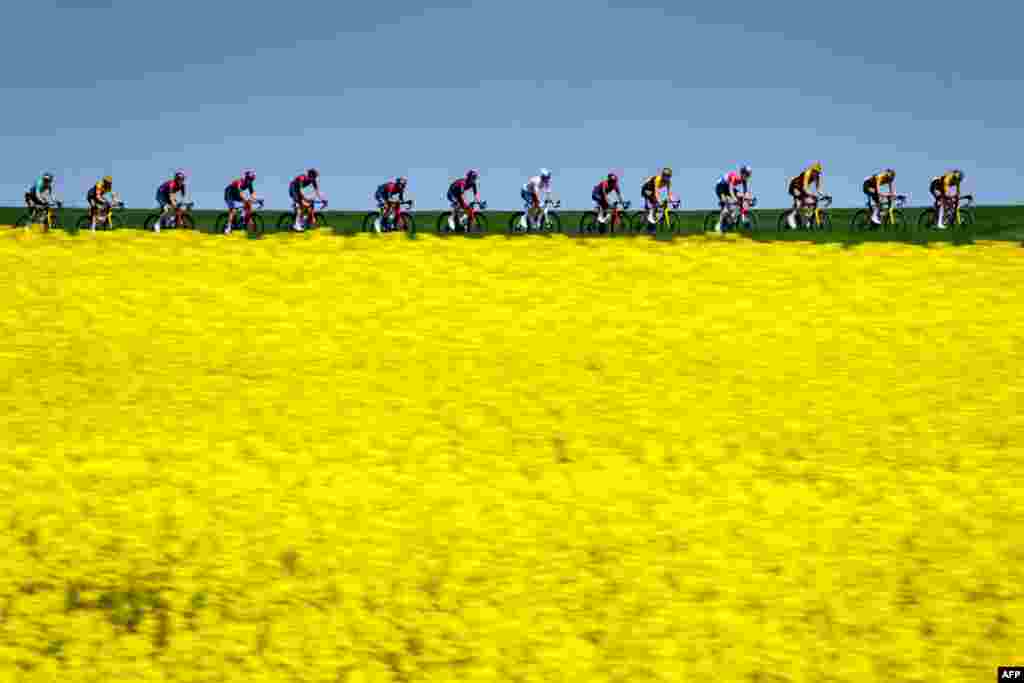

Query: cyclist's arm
[[313, 180, 322, 202]]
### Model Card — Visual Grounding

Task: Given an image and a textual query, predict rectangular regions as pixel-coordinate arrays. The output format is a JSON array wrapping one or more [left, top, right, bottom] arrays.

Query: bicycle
[[632, 198, 680, 234], [14, 201, 63, 232], [704, 196, 758, 233], [778, 193, 832, 231], [144, 201, 195, 231], [214, 199, 265, 235], [850, 194, 907, 231], [76, 201, 125, 232], [579, 200, 631, 235], [508, 199, 562, 234], [277, 199, 329, 232], [918, 194, 975, 230], [438, 200, 489, 234], [362, 200, 415, 233]]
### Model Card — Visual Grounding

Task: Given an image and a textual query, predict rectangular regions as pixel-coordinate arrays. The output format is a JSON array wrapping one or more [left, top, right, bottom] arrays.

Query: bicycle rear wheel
[[703, 211, 721, 232], [579, 212, 600, 234], [13, 213, 35, 230], [436, 212, 454, 234], [850, 209, 871, 231], [277, 213, 298, 232]]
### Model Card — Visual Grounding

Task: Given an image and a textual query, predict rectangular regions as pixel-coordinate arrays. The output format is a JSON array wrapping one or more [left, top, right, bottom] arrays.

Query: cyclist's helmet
[[307, 168, 319, 179], [662, 167, 673, 177], [244, 169, 256, 180], [174, 170, 186, 181], [42, 173, 54, 182], [396, 176, 408, 186], [885, 168, 896, 178], [607, 172, 618, 183], [812, 161, 823, 173], [740, 165, 753, 177], [540, 168, 552, 179], [103, 176, 113, 186], [954, 169, 964, 181], [466, 169, 479, 179]]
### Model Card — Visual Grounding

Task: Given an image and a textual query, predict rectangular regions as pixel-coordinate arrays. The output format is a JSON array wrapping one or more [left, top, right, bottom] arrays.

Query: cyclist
[[862, 169, 896, 226], [223, 170, 259, 234], [592, 172, 624, 223], [641, 167, 673, 218], [288, 168, 323, 231], [86, 176, 118, 232], [374, 176, 409, 231], [714, 165, 752, 232], [786, 162, 823, 229], [446, 169, 481, 229], [154, 170, 187, 232], [25, 173, 57, 212], [521, 169, 552, 229], [929, 169, 964, 229]]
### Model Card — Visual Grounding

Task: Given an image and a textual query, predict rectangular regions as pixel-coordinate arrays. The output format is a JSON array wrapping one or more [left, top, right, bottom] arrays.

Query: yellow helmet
[[812, 162, 823, 173], [102, 176, 113, 185]]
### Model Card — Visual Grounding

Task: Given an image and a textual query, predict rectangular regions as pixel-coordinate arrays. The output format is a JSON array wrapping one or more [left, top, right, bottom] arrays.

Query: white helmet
[[540, 168, 551, 179]]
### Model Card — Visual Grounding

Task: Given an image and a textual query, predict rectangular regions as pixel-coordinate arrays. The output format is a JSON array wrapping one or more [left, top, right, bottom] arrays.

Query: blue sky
[[2, 0, 1021, 209]]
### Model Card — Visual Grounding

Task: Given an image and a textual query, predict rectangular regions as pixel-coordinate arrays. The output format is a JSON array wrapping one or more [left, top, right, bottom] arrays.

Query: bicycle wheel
[[13, 213, 35, 230], [777, 210, 795, 231], [850, 209, 871, 231], [631, 210, 654, 234], [436, 212, 454, 234], [956, 209, 975, 228], [396, 213, 414, 233], [738, 212, 757, 233], [662, 213, 678, 234], [579, 212, 600, 234], [75, 215, 91, 232], [812, 212, 831, 231], [214, 213, 230, 234], [917, 208, 938, 229], [362, 212, 380, 232], [178, 214, 195, 230], [540, 212, 561, 234], [507, 212, 525, 234], [888, 210, 906, 231], [703, 211, 721, 232], [244, 214, 265, 234], [467, 214, 488, 234], [315, 213, 329, 229], [277, 213, 297, 232], [143, 213, 162, 232], [106, 213, 121, 231]]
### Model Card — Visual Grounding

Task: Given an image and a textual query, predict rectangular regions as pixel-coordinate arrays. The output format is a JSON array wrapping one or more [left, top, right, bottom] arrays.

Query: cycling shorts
[[156, 190, 173, 207]]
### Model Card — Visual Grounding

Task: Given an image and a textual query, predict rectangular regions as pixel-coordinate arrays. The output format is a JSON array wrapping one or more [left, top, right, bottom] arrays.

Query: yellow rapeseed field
[[0, 228, 1022, 682]]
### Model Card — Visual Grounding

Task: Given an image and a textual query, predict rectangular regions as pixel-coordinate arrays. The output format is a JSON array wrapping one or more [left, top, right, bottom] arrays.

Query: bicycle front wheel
[[917, 208, 938, 229], [541, 212, 561, 234], [887, 210, 906, 231], [467, 214, 488, 234], [396, 214, 414, 233], [13, 213, 36, 230], [107, 214, 121, 230], [631, 210, 653, 234], [178, 214, 196, 230], [144, 213, 161, 232], [246, 214, 265, 234]]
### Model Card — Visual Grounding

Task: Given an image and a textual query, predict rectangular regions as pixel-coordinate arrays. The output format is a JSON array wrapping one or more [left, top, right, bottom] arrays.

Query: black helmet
[[307, 168, 319, 178]]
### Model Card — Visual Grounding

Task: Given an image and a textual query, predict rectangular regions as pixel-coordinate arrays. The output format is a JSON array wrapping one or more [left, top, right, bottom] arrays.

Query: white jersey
[[523, 176, 551, 198]]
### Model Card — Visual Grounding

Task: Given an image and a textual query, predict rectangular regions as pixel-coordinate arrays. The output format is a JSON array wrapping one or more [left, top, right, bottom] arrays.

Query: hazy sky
[[2, 0, 1020, 209]]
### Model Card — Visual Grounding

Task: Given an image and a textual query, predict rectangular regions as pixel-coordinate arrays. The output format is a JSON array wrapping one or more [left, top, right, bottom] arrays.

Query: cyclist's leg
[[715, 183, 730, 229], [592, 191, 609, 221], [88, 197, 99, 229]]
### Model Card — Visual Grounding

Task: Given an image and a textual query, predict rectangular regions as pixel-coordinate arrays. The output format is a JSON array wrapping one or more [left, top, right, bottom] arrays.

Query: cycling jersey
[[642, 174, 669, 195], [225, 178, 254, 199], [523, 176, 551, 199], [290, 174, 318, 193], [788, 168, 820, 195], [158, 179, 186, 197], [376, 182, 405, 202], [448, 178, 477, 197], [593, 179, 619, 196], [930, 173, 960, 195], [863, 171, 894, 195], [87, 182, 111, 203], [718, 171, 744, 189]]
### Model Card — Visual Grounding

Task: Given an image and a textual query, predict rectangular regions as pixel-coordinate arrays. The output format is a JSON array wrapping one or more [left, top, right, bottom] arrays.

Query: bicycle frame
[[298, 199, 328, 227], [455, 200, 487, 228], [37, 202, 61, 231], [804, 194, 831, 227], [165, 201, 194, 228], [95, 201, 122, 228], [241, 199, 264, 230], [603, 200, 631, 230]]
